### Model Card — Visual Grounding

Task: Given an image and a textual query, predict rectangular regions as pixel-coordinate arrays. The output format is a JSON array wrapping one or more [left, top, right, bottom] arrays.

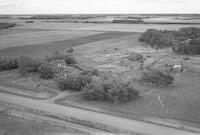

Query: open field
[[0, 31, 132, 56], [0, 15, 200, 133], [0, 30, 103, 49]]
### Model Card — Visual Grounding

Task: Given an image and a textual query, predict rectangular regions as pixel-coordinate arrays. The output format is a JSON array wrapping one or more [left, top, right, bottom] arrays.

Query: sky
[[0, 0, 200, 14]]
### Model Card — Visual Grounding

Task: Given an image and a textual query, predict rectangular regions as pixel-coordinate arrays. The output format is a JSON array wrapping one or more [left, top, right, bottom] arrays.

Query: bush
[[141, 70, 174, 86], [128, 53, 143, 62], [45, 51, 66, 62], [38, 63, 54, 79], [0, 56, 18, 71], [45, 51, 77, 65], [65, 48, 74, 53], [81, 68, 99, 76], [82, 77, 139, 103], [18, 56, 41, 75], [56, 74, 91, 91], [64, 54, 77, 65]]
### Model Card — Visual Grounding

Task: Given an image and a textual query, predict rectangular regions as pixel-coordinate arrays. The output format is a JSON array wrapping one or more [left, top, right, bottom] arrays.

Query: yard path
[[0, 91, 199, 135], [45, 91, 81, 102]]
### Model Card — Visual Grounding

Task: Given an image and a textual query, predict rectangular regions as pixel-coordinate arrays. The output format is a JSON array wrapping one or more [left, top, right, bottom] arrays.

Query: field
[[0, 15, 200, 132]]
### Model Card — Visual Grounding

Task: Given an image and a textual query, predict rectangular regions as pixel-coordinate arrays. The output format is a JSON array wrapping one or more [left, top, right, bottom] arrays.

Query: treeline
[[0, 23, 16, 30], [113, 19, 143, 24], [139, 27, 200, 55]]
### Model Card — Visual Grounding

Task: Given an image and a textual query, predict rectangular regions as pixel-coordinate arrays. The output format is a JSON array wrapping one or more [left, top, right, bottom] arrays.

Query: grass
[[0, 114, 86, 135], [54, 34, 200, 125], [57, 72, 200, 125], [0, 30, 102, 49]]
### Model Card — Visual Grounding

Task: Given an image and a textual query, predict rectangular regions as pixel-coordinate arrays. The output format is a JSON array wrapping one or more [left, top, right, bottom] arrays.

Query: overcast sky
[[0, 0, 200, 14]]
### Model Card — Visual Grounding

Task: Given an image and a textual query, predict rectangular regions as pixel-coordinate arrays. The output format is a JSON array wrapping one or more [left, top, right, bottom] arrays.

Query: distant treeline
[[18, 15, 100, 20], [0, 23, 16, 30], [113, 19, 144, 24], [139, 27, 200, 55]]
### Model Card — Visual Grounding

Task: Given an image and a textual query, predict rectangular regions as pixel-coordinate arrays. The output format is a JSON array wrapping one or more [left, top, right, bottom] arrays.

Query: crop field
[[1, 16, 200, 131]]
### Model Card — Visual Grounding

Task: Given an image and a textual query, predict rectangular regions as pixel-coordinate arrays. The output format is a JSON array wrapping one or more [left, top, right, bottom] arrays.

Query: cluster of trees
[[0, 51, 77, 80], [57, 73, 91, 91], [45, 50, 76, 64], [179, 27, 200, 39], [18, 56, 41, 75], [141, 70, 174, 86], [38, 63, 54, 79], [139, 29, 178, 48], [172, 38, 200, 55], [82, 76, 139, 103], [139, 27, 200, 55]]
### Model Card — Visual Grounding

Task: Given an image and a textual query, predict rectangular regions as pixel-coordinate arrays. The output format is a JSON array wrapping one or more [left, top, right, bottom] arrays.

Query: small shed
[[50, 59, 66, 68]]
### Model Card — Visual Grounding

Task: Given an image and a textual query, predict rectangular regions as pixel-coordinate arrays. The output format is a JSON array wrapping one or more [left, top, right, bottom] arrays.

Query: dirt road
[[0, 91, 199, 135]]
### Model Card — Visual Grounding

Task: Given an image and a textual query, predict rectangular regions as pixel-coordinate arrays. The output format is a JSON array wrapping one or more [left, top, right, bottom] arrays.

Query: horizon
[[0, 0, 199, 14], [1, 13, 200, 15]]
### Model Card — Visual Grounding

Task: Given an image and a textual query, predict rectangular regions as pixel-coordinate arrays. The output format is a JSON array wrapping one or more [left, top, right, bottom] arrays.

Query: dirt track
[[0, 91, 199, 135]]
